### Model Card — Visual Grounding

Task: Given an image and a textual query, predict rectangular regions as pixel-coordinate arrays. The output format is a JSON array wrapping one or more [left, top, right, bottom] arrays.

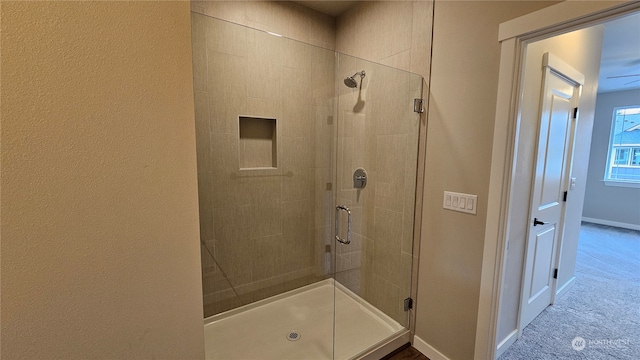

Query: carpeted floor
[[499, 222, 640, 360]]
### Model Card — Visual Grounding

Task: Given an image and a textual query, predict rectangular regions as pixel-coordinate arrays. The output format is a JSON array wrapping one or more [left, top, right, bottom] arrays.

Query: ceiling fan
[[606, 73, 640, 85]]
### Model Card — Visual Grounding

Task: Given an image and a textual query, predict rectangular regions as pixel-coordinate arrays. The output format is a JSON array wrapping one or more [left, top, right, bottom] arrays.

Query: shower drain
[[286, 331, 301, 342]]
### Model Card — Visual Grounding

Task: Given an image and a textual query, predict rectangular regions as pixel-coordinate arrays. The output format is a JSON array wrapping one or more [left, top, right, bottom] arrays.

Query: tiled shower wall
[[335, 1, 433, 327], [192, 12, 337, 316], [191, 1, 433, 325], [191, 1, 336, 49], [334, 58, 422, 325]]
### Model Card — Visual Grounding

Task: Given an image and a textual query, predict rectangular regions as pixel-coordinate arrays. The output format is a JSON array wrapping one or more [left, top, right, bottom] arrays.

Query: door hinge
[[414, 98, 425, 113], [553, 268, 558, 279], [563, 191, 568, 202], [404, 297, 413, 311], [573, 107, 578, 119]]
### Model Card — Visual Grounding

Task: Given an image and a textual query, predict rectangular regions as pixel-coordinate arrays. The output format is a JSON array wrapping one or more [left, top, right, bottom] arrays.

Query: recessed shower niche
[[238, 116, 277, 169]]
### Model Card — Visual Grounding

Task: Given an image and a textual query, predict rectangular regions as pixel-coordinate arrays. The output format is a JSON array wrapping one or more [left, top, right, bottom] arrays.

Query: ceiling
[[598, 12, 640, 93], [293, 2, 639, 93], [292, 1, 358, 17]]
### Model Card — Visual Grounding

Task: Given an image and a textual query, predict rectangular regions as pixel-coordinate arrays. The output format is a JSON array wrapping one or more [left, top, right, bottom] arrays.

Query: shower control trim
[[353, 168, 368, 189], [335, 205, 351, 245]]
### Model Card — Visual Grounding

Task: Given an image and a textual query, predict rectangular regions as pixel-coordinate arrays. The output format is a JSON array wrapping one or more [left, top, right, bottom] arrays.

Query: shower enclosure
[[192, 12, 424, 360]]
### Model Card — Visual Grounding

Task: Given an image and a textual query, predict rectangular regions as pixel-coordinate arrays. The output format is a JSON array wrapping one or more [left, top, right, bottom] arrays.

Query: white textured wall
[[1, 2, 204, 358], [583, 89, 640, 227]]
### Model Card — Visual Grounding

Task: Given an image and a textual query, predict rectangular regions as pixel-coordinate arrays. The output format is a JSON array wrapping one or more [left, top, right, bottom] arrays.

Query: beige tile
[[206, 51, 226, 94], [213, 206, 253, 278], [191, 13, 209, 92], [313, 106, 333, 169], [201, 242, 216, 275], [203, 1, 247, 26], [212, 178, 251, 209], [313, 226, 330, 275], [281, 136, 311, 173], [311, 46, 336, 94], [208, 53, 246, 135], [247, 59, 282, 100], [281, 92, 311, 137], [252, 234, 283, 281], [281, 200, 312, 272], [245, 1, 286, 38], [210, 133, 239, 185], [373, 207, 403, 285], [402, 174, 417, 254], [360, 236, 375, 298], [248, 29, 282, 65], [313, 168, 333, 228], [198, 171, 214, 243], [339, 111, 364, 138], [283, 171, 312, 202], [281, 2, 312, 45], [191, 1, 206, 14], [375, 181, 404, 213], [206, 16, 247, 58], [390, 1, 413, 56], [308, 11, 336, 50], [246, 98, 281, 120], [400, 252, 413, 301], [248, 176, 282, 206], [368, 274, 400, 321], [380, 50, 411, 72], [282, 37, 313, 71], [207, 94, 227, 135], [224, 55, 249, 113], [250, 201, 283, 239], [336, 253, 351, 272], [402, 120, 420, 172], [350, 198, 375, 240], [376, 134, 406, 189], [410, 1, 434, 76], [337, 137, 354, 192], [194, 91, 211, 173]]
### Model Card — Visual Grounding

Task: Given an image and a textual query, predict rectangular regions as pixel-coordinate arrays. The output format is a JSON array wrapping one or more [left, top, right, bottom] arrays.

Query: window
[[605, 106, 640, 185], [614, 148, 630, 165]]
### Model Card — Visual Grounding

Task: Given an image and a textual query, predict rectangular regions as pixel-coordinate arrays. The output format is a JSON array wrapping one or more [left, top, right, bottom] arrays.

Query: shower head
[[344, 70, 366, 88], [344, 77, 359, 88]]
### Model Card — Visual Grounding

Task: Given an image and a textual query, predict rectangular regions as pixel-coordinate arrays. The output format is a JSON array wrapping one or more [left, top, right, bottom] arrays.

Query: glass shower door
[[333, 54, 423, 359], [192, 13, 338, 359]]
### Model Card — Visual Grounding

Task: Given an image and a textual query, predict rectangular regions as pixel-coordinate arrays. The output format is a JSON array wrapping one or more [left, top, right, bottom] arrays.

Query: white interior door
[[519, 53, 584, 330]]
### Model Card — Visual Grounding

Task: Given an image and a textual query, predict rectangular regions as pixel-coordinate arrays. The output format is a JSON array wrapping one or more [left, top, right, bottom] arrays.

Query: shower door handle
[[335, 205, 351, 245]]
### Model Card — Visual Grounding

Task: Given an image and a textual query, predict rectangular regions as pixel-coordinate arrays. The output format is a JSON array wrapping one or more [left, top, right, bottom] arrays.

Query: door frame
[[475, 1, 640, 359]]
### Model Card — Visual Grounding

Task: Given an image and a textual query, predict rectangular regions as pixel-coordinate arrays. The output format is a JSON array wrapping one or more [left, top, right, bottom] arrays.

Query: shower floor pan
[[204, 279, 405, 360]]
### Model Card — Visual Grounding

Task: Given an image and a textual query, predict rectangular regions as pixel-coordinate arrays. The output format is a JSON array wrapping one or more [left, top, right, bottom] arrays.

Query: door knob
[[533, 218, 548, 226]]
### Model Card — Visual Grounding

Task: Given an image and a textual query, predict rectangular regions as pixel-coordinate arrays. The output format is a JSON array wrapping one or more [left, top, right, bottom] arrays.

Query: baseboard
[[413, 336, 450, 360], [495, 329, 518, 358], [582, 217, 640, 231], [555, 275, 576, 299]]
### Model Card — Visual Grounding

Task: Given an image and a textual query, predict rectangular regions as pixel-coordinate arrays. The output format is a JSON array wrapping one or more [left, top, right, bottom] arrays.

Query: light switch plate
[[443, 191, 477, 215]]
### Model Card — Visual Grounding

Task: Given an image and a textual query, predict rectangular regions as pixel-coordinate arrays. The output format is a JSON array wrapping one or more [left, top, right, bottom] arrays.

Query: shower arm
[[350, 70, 366, 79]]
